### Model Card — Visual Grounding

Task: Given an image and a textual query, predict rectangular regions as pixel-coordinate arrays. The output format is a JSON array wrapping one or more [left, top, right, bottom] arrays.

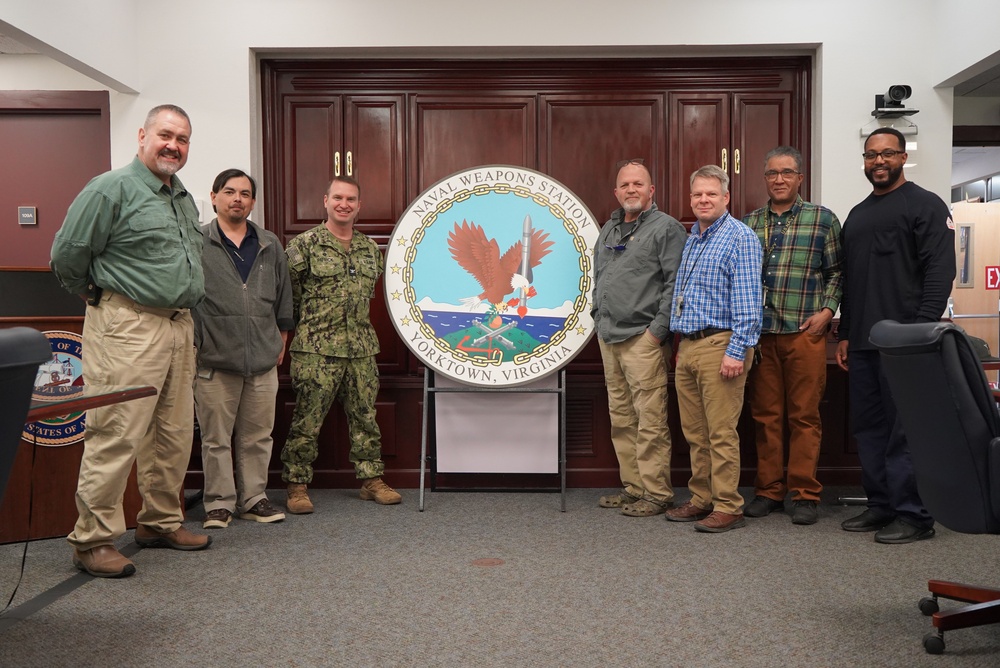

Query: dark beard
[[865, 164, 903, 190]]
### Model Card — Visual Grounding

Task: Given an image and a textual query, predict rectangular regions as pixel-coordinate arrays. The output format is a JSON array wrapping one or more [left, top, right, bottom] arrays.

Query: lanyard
[[763, 206, 798, 257], [675, 215, 726, 311]]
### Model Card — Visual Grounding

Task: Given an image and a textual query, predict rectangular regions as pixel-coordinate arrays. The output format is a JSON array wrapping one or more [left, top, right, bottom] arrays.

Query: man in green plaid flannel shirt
[[741, 146, 843, 526]]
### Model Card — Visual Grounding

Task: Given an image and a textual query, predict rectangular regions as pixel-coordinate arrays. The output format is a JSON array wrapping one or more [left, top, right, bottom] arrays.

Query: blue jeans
[[848, 350, 932, 529]]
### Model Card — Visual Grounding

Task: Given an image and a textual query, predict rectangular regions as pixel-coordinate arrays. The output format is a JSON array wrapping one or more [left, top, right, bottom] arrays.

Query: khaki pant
[[598, 333, 673, 503], [748, 331, 826, 502], [674, 332, 752, 514], [68, 296, 195, 550], [195, 366, 278, 514]]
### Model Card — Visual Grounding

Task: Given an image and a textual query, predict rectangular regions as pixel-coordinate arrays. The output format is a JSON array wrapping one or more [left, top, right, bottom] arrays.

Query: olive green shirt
[[286, 223, 383, 358], [50, 156, 204, 308]]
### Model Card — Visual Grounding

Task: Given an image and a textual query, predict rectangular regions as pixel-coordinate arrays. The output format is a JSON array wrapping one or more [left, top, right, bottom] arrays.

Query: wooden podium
[[0, 386, 156, 544]]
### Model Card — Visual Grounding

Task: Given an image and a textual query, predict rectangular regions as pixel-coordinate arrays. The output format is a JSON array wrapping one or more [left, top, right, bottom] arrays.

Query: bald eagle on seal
[[447, 219, 554, 311]]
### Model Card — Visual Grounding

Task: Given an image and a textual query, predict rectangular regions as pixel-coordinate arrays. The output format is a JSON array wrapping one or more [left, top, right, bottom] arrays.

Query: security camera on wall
[[873, 85, 919, 118]]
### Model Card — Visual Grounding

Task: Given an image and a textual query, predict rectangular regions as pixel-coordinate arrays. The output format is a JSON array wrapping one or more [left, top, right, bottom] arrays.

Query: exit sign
[[987, 266, 1000, 290]]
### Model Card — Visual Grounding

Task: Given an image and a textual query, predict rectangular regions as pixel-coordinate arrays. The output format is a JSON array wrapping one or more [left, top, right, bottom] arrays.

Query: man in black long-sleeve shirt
[[835, 127, 956, 544]]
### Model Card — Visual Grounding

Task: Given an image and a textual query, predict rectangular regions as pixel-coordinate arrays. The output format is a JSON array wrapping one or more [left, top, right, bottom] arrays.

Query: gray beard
[[156, 159, 180, 177]]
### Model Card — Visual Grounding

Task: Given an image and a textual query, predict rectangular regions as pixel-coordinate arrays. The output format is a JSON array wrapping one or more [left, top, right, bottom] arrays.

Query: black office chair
[[870, 319, 1000, 655], [0, 327, 52, 503]]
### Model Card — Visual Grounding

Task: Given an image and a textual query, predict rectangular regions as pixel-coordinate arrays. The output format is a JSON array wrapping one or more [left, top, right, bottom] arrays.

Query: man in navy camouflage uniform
[[281, 175, 400, 512]]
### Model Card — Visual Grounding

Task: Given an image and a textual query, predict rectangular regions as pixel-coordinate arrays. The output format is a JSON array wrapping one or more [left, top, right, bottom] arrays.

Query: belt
[[681, 327, 730, 341], [100, 290, 188, 321]]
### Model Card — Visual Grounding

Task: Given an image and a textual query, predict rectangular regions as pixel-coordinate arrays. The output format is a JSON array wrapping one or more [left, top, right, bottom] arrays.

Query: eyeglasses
[[615, 158, 645, 170], [605, 221, 641, 252], [764, 169, 801, 181], [862, 149, 904, 161]]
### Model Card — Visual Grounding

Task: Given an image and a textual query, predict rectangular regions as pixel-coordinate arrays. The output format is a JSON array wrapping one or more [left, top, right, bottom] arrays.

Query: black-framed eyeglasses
[[764, 169, 800, 181], [615, 158, 645, 170], [862, 149, 904, 161]]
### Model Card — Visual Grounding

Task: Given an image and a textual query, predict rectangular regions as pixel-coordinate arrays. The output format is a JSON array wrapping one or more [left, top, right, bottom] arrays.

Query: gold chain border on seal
[[399, 183, 593, 368]]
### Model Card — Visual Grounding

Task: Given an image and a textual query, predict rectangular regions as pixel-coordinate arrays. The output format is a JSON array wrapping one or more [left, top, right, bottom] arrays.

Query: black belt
[[681, 328, 730, 341]]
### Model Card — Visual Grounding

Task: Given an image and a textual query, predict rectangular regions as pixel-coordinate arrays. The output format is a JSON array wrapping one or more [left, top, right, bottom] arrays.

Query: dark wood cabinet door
[[667, 92, 730, 223], [283, 97, 343, 241], [731, 91, 792, 218], [668, 91, 795, 221], [343, 96, 410, 376], [408, 95, 537, 193], [272, 95, 406, 241], [539, 93, 665, 227], [344, 95, 406, 234], [405, 95, 537, 375], [270, 95, 409, 375]]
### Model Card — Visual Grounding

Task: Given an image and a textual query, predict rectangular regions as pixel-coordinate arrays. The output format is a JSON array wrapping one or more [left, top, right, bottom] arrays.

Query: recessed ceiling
[[0, 33, 36, 55], [954, 63, 1000, 97]]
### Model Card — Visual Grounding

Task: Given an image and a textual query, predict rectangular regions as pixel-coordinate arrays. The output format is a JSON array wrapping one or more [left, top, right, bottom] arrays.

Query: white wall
[[2, 0, 997, 224]]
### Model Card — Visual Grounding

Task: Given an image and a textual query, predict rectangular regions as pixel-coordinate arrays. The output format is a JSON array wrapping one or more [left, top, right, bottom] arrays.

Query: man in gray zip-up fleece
[[592, 159, 686, 517], [193, 169, 294, 529]]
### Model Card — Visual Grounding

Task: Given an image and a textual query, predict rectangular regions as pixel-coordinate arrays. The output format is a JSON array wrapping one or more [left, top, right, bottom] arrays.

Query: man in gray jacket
[[592, 159, 686, 517], [193, 169, 294, 529]]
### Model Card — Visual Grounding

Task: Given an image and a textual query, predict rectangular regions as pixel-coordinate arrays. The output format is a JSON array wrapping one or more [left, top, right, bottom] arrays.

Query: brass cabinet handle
[[347, 151, 353, 177], [334, 151, 341, 177], [721, 148, 728, 171], [734, 149, 740, 175]]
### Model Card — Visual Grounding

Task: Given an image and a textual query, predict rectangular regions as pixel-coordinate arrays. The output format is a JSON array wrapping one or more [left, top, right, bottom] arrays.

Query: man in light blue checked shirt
[[665, 164, 762, 533]]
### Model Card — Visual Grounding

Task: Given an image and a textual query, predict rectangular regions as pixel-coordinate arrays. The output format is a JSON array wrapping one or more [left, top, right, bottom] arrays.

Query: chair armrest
[[991, 436, 1000, 520]]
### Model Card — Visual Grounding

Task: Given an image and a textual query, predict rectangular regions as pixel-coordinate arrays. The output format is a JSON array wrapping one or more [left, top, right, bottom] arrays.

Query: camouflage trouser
[[281, 352, 384, 483]]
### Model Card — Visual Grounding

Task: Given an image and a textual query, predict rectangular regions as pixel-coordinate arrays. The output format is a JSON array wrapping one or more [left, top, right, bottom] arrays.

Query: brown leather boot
[[286, 483, 314, 514], [134, 525, 212, 551], [72, 545, 136, 578], [359, 478, 402, 505]]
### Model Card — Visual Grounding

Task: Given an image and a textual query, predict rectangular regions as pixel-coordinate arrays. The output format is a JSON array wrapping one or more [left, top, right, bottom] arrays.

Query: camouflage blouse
[[286, 223, 383, 358]]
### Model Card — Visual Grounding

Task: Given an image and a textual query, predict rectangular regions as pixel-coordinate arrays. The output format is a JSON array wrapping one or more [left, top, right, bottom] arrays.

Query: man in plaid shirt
[[741, 146, 843, 526]]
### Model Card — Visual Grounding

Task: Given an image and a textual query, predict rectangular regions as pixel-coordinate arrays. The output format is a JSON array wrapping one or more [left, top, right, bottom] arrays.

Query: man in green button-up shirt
[[50, 104, 211, 579], [281, 176, 401, 513]]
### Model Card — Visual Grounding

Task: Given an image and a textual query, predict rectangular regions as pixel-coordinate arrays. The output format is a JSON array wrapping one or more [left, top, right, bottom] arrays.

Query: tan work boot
[[286, 483, 314, 514], [72, 545, 136, 578], [134, 524, 212, 551], [359, 478, 402, 505]]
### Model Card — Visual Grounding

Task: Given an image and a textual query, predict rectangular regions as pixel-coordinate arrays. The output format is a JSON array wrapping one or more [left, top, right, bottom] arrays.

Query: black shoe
[[841, 508, 894, 532], [744, 495, 784, 518], [874, 518, 935, 544], [790, 500, 818, 525]]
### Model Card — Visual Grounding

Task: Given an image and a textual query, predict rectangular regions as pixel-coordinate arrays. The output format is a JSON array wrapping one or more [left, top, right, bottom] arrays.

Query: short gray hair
[[690, 164, 729, 194], [144, 104, 191, 130], [763, 145, 803, 172]]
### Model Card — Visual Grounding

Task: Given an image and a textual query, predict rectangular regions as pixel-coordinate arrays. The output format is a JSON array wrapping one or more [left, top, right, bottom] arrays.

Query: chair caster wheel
[[918, 596, 939, 615], [923, 632, 945, 654]]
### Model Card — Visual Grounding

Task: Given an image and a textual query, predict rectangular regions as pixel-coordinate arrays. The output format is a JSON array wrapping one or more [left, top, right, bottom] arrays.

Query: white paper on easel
[[434, 372, 558, 473]]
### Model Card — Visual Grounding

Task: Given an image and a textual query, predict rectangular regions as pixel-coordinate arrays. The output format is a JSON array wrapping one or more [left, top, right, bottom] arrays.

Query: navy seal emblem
[[385, 166, 599, 387], [22, 330, 86, 446]]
